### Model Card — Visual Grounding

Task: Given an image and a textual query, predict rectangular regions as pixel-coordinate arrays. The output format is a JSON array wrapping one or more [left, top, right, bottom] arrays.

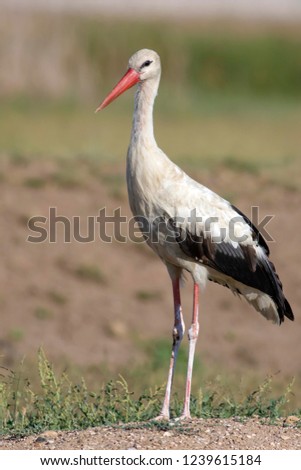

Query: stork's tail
[[283, 298, 294, 322], [244, 290, 293, 325], [244, 254, 294, 325], [262, 256, 294, 323]]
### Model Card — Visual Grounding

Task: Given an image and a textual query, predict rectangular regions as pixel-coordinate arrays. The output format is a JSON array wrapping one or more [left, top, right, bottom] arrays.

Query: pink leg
[[181, 282, 199, 419], [159, 277, 185, 420]]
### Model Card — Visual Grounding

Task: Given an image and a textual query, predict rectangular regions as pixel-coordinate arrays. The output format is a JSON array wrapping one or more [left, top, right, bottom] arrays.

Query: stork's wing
[[156, 168, 293, 322], [169, 217, 293, 323], [230, 203, 270, 256], [161, 178, 294, 324]]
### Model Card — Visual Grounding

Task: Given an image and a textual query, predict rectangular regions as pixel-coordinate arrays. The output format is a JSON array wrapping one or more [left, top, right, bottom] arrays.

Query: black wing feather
[[170, 219, 293, 323], [231, 204, 270, 255]]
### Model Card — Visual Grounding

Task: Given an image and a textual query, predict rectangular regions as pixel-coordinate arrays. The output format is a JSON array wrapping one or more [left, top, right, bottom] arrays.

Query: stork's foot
[[177, 411, 192, 421], [151, 413, 170, 422]]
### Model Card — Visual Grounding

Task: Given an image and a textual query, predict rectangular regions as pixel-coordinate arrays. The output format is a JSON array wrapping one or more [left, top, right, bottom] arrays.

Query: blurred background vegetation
[[1, 11, 301, 174], [2, 13, 301, 98], [0, 6, 301, 428]]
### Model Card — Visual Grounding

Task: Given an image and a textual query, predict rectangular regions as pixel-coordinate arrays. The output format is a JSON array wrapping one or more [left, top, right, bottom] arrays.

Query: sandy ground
[[0, 417, 300, 450]]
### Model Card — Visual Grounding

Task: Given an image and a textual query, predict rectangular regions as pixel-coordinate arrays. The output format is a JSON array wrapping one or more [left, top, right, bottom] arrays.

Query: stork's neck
[[131, 75, 160, 149]]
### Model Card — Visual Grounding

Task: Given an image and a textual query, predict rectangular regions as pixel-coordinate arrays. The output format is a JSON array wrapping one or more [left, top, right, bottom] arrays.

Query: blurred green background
[[1, 12, 301, 179], [0, 7, 301, 419]]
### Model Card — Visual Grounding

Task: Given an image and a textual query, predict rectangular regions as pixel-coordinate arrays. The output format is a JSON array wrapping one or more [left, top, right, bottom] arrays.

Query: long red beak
[[95, 68, 140, 112]]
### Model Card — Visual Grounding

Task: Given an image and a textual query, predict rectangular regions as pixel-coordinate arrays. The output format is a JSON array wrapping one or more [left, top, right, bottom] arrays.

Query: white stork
[[96, 49, 294, 420]]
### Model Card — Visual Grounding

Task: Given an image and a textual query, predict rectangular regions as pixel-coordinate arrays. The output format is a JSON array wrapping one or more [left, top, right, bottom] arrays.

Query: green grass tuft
[[34, 306, 53, 320], [51, 169, 83, 189], [23, 177, 47, 189], [222, 156, 260, 175], [7, 329, 24, 342], [74, 264, 106, 284], [135, 290, 163, 302], [47, 290, 68, 305], [0, 351, 300, 436]]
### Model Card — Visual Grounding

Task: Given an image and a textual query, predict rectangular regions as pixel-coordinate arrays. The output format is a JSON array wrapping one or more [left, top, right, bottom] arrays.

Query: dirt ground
[[0, 417, 300, 450], [0, 156, 301, 449], [1, 156, 300, 372]]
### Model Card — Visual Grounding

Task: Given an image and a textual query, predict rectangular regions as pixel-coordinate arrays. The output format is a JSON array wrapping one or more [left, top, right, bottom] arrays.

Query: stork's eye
[[141, 60, 152, 69]]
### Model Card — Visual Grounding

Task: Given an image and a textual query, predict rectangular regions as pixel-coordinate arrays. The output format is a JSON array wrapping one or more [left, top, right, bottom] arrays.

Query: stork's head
[[96, 49, 161, 111], [128, 49, 161, 81]]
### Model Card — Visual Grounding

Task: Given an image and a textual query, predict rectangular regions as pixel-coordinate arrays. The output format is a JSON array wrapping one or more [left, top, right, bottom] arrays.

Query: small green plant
[[23, 177, 47, 189], [51, 170, 83, 189], [223, 156, 260, 175], [47, 290, 68, 305], [135, 290, 162, 302], [34, 306, 53, 320], [74, 264, 106, 284], [8, 328, 24, 342]]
